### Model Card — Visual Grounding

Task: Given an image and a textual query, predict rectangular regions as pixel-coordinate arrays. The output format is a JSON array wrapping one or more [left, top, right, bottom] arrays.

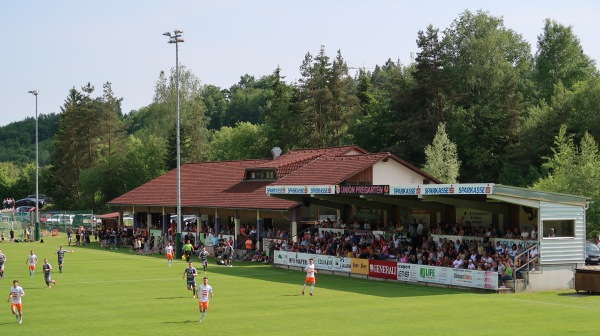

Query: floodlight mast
[[163, 30, 184, 257]]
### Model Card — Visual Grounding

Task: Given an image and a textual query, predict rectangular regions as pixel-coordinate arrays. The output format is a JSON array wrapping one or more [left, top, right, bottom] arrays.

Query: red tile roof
[[108, 145, 439, 210]]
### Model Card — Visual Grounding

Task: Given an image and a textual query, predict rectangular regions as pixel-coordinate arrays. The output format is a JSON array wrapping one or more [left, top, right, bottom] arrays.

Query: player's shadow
[[162, 320, 200, 324], [155, 296, 190, 299]]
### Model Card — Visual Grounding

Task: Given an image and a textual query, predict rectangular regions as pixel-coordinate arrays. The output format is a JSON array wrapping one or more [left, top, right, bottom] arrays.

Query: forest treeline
[[1, 10, 600, 236]]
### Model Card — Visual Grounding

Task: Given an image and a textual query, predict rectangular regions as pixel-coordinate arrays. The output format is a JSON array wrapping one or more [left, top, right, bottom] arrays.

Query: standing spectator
[[197, 277, 214, 323], [149, 233, 155, 255], [0, 249, 6, 278], [224, 242, 234, 267], [25, 250, 37, 277], [7, 279, 24, 324], [9, 229, 15, 243], [301, 258, 317, 296], [182, 262, 198, 298], [42, 258, 56, 288], [245, 237, 253, 253], [67, 229, 73, 246]]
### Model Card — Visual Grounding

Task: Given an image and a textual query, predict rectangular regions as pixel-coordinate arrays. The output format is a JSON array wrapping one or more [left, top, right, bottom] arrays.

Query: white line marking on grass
[[59, 277, 178, 285], [494, 297, 600, 311]]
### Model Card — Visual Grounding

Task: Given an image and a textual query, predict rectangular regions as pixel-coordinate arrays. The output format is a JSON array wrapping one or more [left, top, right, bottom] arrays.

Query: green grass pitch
[[0, 235, 599, 335]]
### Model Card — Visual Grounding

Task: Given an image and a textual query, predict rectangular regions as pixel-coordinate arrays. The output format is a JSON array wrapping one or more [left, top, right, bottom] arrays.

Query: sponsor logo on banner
[[336, 185, 389, 195], [285, 186, 308, 194], [308, 185, 334, 194], [266, 186, 284, 194], [313, 255, 351, 272], [369, 259, 397, 279], [351, 258, 369, 275], [396, 263, 418, 282]]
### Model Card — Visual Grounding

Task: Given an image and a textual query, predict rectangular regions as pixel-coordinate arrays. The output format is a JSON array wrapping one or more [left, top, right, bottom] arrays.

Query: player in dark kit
[[182, 262, 198, 298], [42, 258, 56, 288], [56, 246, 74, 273], [199, 247, 210, 273]]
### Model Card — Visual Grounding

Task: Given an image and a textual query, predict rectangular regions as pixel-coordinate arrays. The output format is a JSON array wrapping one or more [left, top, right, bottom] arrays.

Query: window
[[245, 169, 276, 181], [542, 219, 574, 238]]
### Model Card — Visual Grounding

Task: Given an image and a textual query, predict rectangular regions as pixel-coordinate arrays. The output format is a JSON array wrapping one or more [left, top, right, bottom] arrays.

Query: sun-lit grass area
[[0, 235, 599, 335]]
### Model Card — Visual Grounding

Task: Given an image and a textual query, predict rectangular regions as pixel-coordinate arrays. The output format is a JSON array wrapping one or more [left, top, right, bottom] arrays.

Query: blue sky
[[1, 1, 598, 127]]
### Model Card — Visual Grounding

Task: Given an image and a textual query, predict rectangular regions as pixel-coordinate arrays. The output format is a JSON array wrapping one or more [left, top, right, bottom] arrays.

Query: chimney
[[271, 147, 282, 159]]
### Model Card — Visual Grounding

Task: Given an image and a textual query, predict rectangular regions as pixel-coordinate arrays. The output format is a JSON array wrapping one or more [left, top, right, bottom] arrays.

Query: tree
[[534, 19, 596, 104], [79, 133, 166, 210], [533, 125, 600, 237], [201, 84, 228, 130], [297, 46, 358, 147], [50, 87, 90, 208], [153, 66, 210, 166], [349, 68, 397, 153], [442, 10, 532, 181], [422, 123, 460, 183], [205, 122, 268, 161], [262, 66, 299, 151]]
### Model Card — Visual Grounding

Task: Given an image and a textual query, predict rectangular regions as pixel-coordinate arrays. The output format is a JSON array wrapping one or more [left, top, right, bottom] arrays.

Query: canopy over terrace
[[96, 212, 120, 229], [267, 183, 589, 223]]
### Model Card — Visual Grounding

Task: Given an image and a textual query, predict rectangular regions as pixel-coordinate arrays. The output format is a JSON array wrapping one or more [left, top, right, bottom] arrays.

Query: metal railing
[[511, 244, 537, 293]]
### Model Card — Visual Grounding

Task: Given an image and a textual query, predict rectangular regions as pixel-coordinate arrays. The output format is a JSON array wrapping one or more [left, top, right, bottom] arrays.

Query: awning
[[96, 212, 120, 219]]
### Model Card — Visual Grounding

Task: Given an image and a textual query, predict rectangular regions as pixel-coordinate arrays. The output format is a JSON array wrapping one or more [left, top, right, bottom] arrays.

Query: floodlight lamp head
[[174, 29, 183, 34], [28, 90, 38, 96], [163, 32, 171, 37]]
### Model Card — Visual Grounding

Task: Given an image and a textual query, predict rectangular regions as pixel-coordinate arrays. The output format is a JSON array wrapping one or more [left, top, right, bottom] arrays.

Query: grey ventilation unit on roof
[[271, 147, 282, 159]]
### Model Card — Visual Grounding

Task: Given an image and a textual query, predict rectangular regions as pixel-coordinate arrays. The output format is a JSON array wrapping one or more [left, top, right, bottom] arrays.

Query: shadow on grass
[[162, 320, 200, 324], [199, 261, 470, 298], [83, 243, 474, 298], [155, 296, 190, 299]]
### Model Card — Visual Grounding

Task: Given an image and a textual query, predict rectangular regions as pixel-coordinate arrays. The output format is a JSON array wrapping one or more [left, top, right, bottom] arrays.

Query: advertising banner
[[368, 259, 397, 280], [313, 254, 351, 272], [396, 263, 418, 282], [351, 258, 370, 275]]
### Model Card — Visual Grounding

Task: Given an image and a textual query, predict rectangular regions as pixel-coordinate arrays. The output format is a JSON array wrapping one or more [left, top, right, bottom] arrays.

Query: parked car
[[14, 197, 42, 208], [46, 214, 74, 226], [26, 194, 52, 205], [73, 214, 95, 228], [15, 206, 35, 213], [585, 242, 600, 265]]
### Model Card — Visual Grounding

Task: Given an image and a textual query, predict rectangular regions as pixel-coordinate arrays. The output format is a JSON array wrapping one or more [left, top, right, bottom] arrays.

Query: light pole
[[163, 30, 184, 257], [27, 89, 40, 241]]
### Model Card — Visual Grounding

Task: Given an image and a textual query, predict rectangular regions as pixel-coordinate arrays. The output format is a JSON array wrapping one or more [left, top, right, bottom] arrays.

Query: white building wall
[[539, 201, 586, 265], [372, 161, 429, 185]]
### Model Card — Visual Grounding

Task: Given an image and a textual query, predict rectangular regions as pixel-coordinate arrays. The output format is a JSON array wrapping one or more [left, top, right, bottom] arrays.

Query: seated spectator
[[452, 255, 463, 268], [499, 261, 513, 288], [495, 241, 504, 255], [508, 244, 517, 261], [529, 244, 538, 271], [521, 228, 530, 239], [530, 227, 538, 240]]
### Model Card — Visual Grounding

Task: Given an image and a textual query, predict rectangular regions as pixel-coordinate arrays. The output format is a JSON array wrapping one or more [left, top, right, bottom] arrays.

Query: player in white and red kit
[[165, 242, 174, 267], [26, 250, 37, 277], [7, 279, 25, 324], [197, 277, 213, 323], [302, 258, 317, 296]]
